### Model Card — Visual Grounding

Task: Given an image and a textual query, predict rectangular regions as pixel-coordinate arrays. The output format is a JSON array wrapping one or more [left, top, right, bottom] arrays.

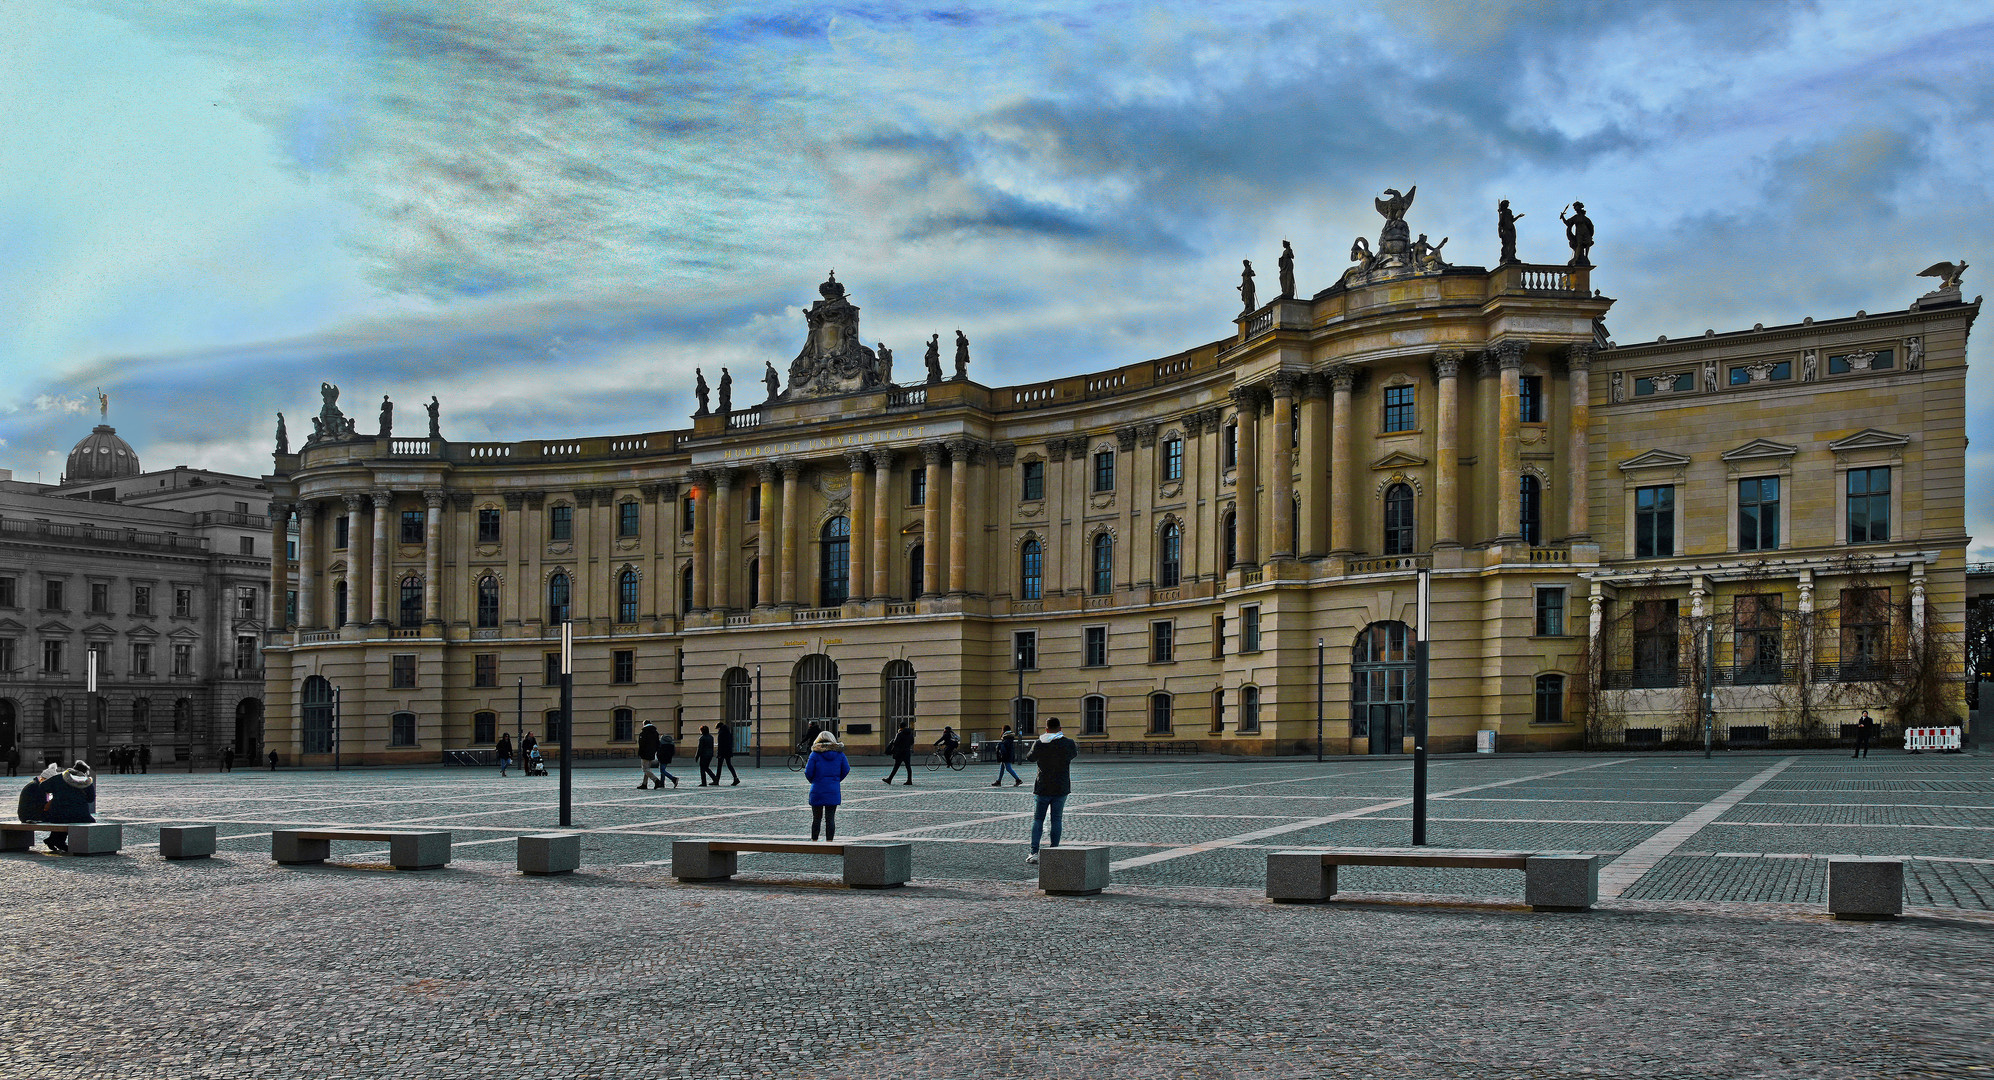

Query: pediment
[[1720, 439, 1798, 463], [1617, 448, 1692, 472], [124, 624, 161, 639], [0, 617, 24, 633], [36, 619, 74, 634], [233, 619, 265, 633], [901, 521, 924, 536], [1370, 450, 1430, 470], [81, 622, 119, 637], [1826, 429, 1911, 452], [167, 626, 201, 640]]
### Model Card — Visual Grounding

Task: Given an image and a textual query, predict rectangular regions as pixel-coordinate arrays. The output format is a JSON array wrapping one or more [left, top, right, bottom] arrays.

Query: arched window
[[746, 558, 760, 608], [1159, 522, 1182, 588], [680, 564, 694, 614], [333, 579, 349, 627], [617, 569, 639, 624], [1240, 685, 1262, 733], [132, 697, 151, 734], [1521, 474, 1542, 546], [1021, 538, 1044, 601], [1148, 692, 1173, 735], [547, 572, 571, 624], [1082, 694, 1107, 735], [909, 544, 925, 599], [473, 710, 497, 744], [884, 660, 915, 736], [1210, 688, 1225, 733], [613, 707, 635, 742], [301, 676, 333, 753], [476, 575, 500, 628], [1534, 673, 1565, 725], [390, 711, 417, 747], [1383, 483, 1415, 555], [819, 516, 850, 607], [793, 654, 840, 744], [399, 576, 423, 628], [1352, 622, 1414, 755], [1222, 511, 1237, 571], [1090, 533, 1112, 596]]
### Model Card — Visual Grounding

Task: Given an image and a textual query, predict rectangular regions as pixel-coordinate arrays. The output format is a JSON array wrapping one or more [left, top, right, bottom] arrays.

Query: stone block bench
[[671, 840, 911, 889], [1827, 858, 1902, 920], [1268, 848, 1599, 911], [160, 826, 217, 859], [272, 829, 451, 870], [518, 833, 582, 876], [1038, 845, 1111, 896], [1, 821, 122, 855]]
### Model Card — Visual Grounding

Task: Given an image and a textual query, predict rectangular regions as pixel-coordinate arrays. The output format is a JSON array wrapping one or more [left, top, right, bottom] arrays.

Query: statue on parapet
[[1412, 234, 1450, 271], [313, 381, 346, 440], [925, 335, 942, 385], [378, 394, 393, 438], [1374, 185, 1416, 257], [1497, 200, 1524, 264], [1343, 236, 1375, 283], [718, 367, 733, 414], [1237, 259, 1256, 313], [1560, 202, 1594, 267], [953, 330, 970, 381], [427, 396, 441, 439], [875, 342, 893, 385], [694, 367, 711, 416], [1917, 260, 1969, 292], [763, 360, 781, 402], [1278, 241, 1296, 300], [275, 413, 288, 455]]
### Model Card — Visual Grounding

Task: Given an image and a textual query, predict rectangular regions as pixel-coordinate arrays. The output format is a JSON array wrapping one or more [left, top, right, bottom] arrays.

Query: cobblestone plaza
[[6, 751, 1990, 1077]]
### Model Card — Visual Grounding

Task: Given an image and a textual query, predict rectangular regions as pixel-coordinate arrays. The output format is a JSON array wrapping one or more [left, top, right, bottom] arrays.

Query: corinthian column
[[921, 443, 946, 596], [689, 470, 712, 612], [1268, 373, 1297, 560], [870, 450, 893, 600], [1328, 368, 1354, 553], [342, 494, 364, 626], [423, 491, 445, 624], [779, 460, 802, 605], [370, 489, 393, 625], [845, 450, 870, 599], [1433, 350, 1463, 547], [947, 439, 977, 596], [296, 501, 318, 629], [1495, 341, 1526, 542], [1565, 343, 1593, 541], [1231, 387, 1261, 568], [268, 501, 292, 630], [712, 470, 734, 611], [756, 462, 779, 607], [1298, 377, 1327, 558]]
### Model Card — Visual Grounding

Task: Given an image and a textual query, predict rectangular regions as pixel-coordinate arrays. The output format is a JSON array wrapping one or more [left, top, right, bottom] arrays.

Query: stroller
[[523, 748, 548, 776]]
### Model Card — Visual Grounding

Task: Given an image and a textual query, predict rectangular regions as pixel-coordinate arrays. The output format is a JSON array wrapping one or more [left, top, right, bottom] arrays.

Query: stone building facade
[[262, 198, 1977, 763]]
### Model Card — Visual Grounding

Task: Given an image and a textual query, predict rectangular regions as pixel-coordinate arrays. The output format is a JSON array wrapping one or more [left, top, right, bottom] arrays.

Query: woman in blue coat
[[802, 731, 850, 841]]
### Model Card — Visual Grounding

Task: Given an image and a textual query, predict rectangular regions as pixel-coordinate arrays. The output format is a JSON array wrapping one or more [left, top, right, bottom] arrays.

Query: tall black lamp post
[[559, 621, 574, 827], [1412, 569, 1430, 846], [1315, 637, 1324, 762]]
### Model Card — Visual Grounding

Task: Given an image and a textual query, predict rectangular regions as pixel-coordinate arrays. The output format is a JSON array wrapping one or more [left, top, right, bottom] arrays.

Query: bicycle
[[925, 748, 967, 772], [787, 748, 807, 772]]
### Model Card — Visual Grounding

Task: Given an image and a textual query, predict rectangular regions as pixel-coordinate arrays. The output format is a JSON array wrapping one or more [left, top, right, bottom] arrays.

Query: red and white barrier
[[1902, 726, 1963, 752]]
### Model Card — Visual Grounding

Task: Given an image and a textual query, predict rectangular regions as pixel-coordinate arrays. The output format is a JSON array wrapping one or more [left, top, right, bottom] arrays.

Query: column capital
[[571, 489, 595, 508], [296, 499, 319, 520], [1492, 339, 1528, 369], [369, 488, 394, 506], [423, 490, 447, 510], [1136, 422, 1159, 448], [267, 499, 293, 521], [1299, 373, 1329, 400], [687, 469, 715, 490], [524, 490, 545, 510], [868, 448, 895, 471], [587, 485, 616, 504], [639, 481, 673, 503], [1200, 406, 1225, 430], [843, 449, 870, 472], [945, 437, 982, 463], [1069, 438, 1091, 461], [992, 442, 1017, 466], [1432, 349, 1465, 379], [1564, 342, 1596, 370], [778, 458, 804, 480], [922, 441, 949, 466], [754, 461, 780, 484], [342, 492, 366, 511], [503, 492, 526, 510], [1329, 366, 1356, 393], [1269, 370, 1301, 398], [1229, 385, 1262, 414], [711, 470, 735, 492], [1114, 427, 1138, 452], [1475, 349, 1502, 378], [1043, 436, 1069, 458], [448, 492, 475, 511]]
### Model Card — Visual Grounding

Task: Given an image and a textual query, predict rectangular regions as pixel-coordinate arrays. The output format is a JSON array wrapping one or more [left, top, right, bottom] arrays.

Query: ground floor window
[[1082, 695, 1106, 735], [1148, 692, 1172, 735], [473, 711, 497, 744], [390, 711, 417, 747], [613, 707, 634, 742], [1534, 674, 1565, 724]]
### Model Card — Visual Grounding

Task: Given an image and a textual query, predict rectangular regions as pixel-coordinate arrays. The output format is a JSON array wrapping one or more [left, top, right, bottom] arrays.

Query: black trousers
[[885, 755, 914, 781], [715, 753, 740, 782], [698, 756, 716, 783], [1854, 735, 1870, 757], [811, 804, 838, 841]]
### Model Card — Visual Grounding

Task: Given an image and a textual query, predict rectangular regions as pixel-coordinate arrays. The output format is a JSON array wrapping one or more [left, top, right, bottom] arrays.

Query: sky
[[1, 0, 1989, 556]]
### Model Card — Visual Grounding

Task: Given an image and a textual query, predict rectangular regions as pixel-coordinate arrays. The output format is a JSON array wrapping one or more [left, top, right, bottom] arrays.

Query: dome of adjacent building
[[65, 424, 142, 482]]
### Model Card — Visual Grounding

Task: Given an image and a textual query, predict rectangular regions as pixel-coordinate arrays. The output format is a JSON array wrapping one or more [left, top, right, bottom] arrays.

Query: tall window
[[613, 708, 634, 742], [89, 583, 109, 613], [747, 558, 760, 608], [885, 660, 916, 735], [547, 572, 571, 624], [132, 642, 153, 675], [233, 636, 256, 672], [1222, 511, 1237, 571], [1534, 674, 1565, 724], [1635, 485, 1675, 558], [908, 545, 924, 598], [1148, 692, 1173, 735], [1151, 621, 1174, 663], [1093, 449, 1115, 493], [334, 580, 348, 627], [613, 649, 635, 684], [391, 654, 417, 688], [400, 509, 425, 544], [619, 501, 640, 538], [1734, 594, 1783, 685], [794, 655, 840, 737], [477, 507, 502, 544], [1223, 423, 1238, 469], [680, 564, 694, 613], [1846, 467, 1890, 543], [399, 577, 422, 628], [390, 712, 417, 746], [132, 585, 152, 616], [1383, 483, 1415, 555], [544, 653, 562, 686], [1840, 587, 1891, 681], [1520, 474, 1542, 546], [909, 466, 927, 505], [175, 588, 191, 617], [745, 486, 759, 522], [1210, 688, 1225, 732], [1163, 437, 1183, 481], [545, 708, 567, 743], [1020, 539, 1044, 601], [1739, 477, 1780, 551], [1633, 599, 1680, 688], [682, 495, 696, 532], [42, 640, 62, 673], [44, 580, 63, 610], [1158, 522, 1182, 588], [1022, 460, 1045, 501], [172, 643, 191, 676], [1519, 375, 1543, 423], [473, 711, 497, 744], [1013, 630, 1038, 670], [1241, 605, 1262, 652], [820, 517, 850, 606], [617, 569, 639, 624], [0, 576, 15, 607], [1382, 385, 1416, 432], [549, 505, 573, 541], [477, 576, 500, 628], [43, 696, 61, 733], [474, 653, 498, 687], [1082, 695, 1107, 736], [1083, 626, 1107, 667], [1240, 685, 1261, 732], [334, 515, 349, 549], [1212, 613, 1225, 658], [1535, 587, 1566, 637], [301, 676, 334, 753], [1090, 533, 1112, 596], [1013, 696, 1038, 737]]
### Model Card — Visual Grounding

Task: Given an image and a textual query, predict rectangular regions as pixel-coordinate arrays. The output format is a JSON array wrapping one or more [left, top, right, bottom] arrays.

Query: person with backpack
[[990, 726, 1021, 787], [933, 725, 961, 769], [1025, 718, 1079, 865], [696, 726, 717, 786], [637, 722, 664, 789], [803, 731, 850, 841], [656, 729, 680, 788], [496, 732, 514, 777], [882, 721, 916, 785]]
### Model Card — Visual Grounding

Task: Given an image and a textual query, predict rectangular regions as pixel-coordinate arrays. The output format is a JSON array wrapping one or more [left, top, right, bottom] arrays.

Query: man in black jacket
[[715, 722, 741, 786], [882, 721, 916, 785], [696, 726, 717, 786], [1025, 718, 1078, 864], [637, 722, 663, 789], [990, 726, 1021, 786]]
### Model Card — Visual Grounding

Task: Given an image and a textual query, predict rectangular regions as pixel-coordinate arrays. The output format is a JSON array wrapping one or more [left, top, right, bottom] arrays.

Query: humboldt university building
[[262, 193, 1977, 763]]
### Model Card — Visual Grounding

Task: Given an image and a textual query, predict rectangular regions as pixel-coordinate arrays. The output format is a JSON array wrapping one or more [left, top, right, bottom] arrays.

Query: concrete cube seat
[[518, 833, 582, 875], [159, 825, 217, 860], [842, 843, 913, 889], [1039, 845, 1110, 896], [272, 829, 451, 870], [1828, 858, 1903, 920]]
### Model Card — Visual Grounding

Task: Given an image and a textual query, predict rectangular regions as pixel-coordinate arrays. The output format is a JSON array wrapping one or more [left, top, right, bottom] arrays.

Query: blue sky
[[1, 1, 1988, 555]]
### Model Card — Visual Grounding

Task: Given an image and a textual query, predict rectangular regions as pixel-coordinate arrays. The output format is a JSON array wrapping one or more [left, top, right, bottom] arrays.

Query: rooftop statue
[[763, 361, 781, 403], [1412, 233, 1450, 271], [1918, 260, 1969, 291], [310, 382, 351, 443], [1237, 259, 1256, 313], [925, 335, 942, 385], [694, 368, 710, 417], [275, 412, 288, 455], [718, 367, 733, 414], [953, 330, 970, 381], [875, 342, 893, 385], [378, 394, 393, 438], [1560, 202, 1594, 267], [787, 270, 889, 397], [1278, 241, 1296, 300], [427, 396, 441, 440], [1497, 200, 1524, 264], [1374, 185, 1415, 258]]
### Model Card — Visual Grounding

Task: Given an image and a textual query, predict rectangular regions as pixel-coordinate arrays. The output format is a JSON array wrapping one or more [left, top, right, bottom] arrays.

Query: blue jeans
[[1031, 794, 1066, 853], [995, 762, 1021, 783]]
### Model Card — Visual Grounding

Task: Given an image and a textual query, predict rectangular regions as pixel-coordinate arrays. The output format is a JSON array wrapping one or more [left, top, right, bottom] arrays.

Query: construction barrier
[[1902, 726, 1963, 752]]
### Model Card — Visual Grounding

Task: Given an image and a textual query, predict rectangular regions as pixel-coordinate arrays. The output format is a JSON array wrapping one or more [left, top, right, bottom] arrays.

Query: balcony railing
[[195, 510, 269, 528], [886, 387, 927, 408], [795, 606, 842, 622], [1346, 554, 1430, 575]]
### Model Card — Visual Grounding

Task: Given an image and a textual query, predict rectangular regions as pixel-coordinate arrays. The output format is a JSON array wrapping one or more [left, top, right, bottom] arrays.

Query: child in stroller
[[523, 747, 548, 776]]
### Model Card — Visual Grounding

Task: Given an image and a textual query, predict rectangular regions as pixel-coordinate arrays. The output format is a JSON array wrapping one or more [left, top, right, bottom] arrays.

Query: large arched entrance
[[1352, 622, 1413, 755], [0, 698, 16, 760], [235, 698, 263, 759], [722, 668, 752, 753], [792, 654, 839, 745], [301, 676, 334, 754]]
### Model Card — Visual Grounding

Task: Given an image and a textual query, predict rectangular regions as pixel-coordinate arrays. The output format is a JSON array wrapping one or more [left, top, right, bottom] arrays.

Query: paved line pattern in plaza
[[1597, 756, 1798, 898]]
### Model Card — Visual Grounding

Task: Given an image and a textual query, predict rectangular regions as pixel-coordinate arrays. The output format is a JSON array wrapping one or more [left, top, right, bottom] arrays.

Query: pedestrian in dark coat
[[496, 733, 514, 777], [5, 743, 19, 777], [656, 731, 679, 788], [803, 731, 851, 841], [990, 726, 1022, 786], [802, 721, 823, 754], [883, 721, 916, 785], [267, 749, 278, 771], [1025, 718, 1079, 863], [715, 722, 741, 786], [138, 744, 151, 774], [1854, 711, 1876, 759], [696, 726, 717, 786], [39, 762, 96, 852], [221, 746, 235, 772], [17, 765, 54, 822], [637, 722, 663, 789]]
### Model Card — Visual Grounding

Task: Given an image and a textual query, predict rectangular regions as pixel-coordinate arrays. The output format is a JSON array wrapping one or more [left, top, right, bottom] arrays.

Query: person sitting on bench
[[36, 762, 97, 852]]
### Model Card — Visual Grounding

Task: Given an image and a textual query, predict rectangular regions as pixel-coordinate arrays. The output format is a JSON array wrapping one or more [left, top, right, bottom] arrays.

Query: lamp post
[[516, 675, 524, 747], [1014, 637, 1027, 735], [1412, 569, 1431, 846], [559, 620, 574, 827], [1315, 637, 1325, 762], [86, 648, 97, 767], [332, 685, 342, 771], [1702, 624, 1715, 760], [754, 664, 763, 769]]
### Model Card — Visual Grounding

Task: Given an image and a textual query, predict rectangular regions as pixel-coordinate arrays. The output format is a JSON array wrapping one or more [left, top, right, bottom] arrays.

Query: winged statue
[[1374, 185, 1416, 222], [1917, 261, 1968, 291]]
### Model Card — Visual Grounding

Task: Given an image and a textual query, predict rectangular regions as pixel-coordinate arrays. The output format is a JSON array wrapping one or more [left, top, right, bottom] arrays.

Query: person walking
[[496, 732, 514, 777], [990, 726, 1022, 787], [715, 722, 742, 786], [221, 745, 235, 773], [267, 749, 278, 771], [656, 729, 680, 788], [137, 744, 150, 775], [696, 726, 717, 786], [6, 743, 20, 778], [1854, 710, 1876, 759], [637, 721, 664, 789], [883, 721, 916, 785], [1025, 718, 1078, 864], [803, 730, 850, 841], [37, 761, 97, 853]]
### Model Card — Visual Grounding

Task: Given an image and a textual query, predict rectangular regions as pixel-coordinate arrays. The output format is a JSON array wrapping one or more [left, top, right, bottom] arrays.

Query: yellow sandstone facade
[[262, 200, 1977, 763]]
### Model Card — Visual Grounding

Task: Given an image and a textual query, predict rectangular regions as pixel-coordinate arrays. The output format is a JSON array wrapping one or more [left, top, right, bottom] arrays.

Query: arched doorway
[[1352, 622, 1413, 754], [722, 667, 752, 753], [881, 660, 915, 752], [301, 676, 334, 754], [792, 654, 839, 745], [0, 698, 16, 759], [235, 698, 263, 759]]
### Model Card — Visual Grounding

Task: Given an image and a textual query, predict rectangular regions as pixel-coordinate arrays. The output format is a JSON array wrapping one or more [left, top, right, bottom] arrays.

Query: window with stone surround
[[1021, 538, 1044, 601], [477, 576, 500, 627], [478, 508, 502, 544], [1739, 477, 1781, 551], [391, 654, 417, 689], [1162, 436, 1183, 481], [1382, 385, 1416, 432], [549, 505, 573, 542], [1093, 449, 1116, 493], [1519, 375, 1543, 423], [1021, 459, 1044, 501], [619, 500, 641, 537], [1635, 485, 1675, 558], [1846, 467, 1890, 543], [1383, 483, 1415, 555], [474, 653, 498, 687], [400, 509, 424, 544]]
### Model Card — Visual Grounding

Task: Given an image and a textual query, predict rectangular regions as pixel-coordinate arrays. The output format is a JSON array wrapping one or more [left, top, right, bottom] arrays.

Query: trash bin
[[1476, 729, 1497, 754]]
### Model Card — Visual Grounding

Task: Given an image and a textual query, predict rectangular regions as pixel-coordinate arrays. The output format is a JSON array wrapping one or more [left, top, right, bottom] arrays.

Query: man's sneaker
[[1025, 852, 1039, 864]]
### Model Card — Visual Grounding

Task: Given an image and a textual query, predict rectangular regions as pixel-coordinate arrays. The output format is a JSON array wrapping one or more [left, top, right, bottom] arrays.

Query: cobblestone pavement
[[4, 750, 1990, 1077]]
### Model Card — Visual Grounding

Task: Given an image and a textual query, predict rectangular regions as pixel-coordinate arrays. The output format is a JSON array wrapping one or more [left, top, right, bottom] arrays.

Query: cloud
[[30, 394, 91, 415]]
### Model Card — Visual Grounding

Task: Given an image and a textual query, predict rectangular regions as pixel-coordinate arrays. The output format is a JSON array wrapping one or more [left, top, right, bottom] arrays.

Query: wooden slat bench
[[672, 839, 911, 889], [272, 829, 451, 870], [1267, 847, 1599, 911], [1, 821, 122, 855]]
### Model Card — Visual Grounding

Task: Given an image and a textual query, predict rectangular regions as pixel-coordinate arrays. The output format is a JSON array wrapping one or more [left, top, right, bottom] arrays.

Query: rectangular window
[[239, 535, 256, 555], [1223, 423, 1238, 469], [474, 653, 498, 688], [619, 501, 641, 537], [1093, 450, 1115, 493], [1519, 375, 1543, 423], [391, 654, 417, 689], [613, 709, 634, 743], [234, 501, 249, 514], [0, 577, 13, 607], [1733, 593, 1783, 685], [1021, 460, 1045, 501], [175, 589, 192, 617], [1846, 467, 1890, 544], [172, 643, 191, 676], [1382, 385, 1416, 432], [1632, 599, 1680, 688], [745, 486, 760, 523], [334, 515, 349, 549], [0, 639, 12, 676], [1534, 675, 1565, 724], [474, 712, 497, 744], [90, 582, 109, 613], [1729, 360, 1793, 385], [238, 587, 257, 619], [681, 495, 696, 532], [87, 642, 107, 679], [675, 648, 685, 683], [545, 709, 566, 744], [131, 642, 152, 676], [1840, 587, 1891, 681], [1535, 587, 1567, 637], [42, 640, 63, 673], [613, 649, 635, 684], [133, 585, 152, 616], [478, 508, 502, 544], [1240, 687, 1261, 733], [549, 505, 573, 541], [1828, 348, 1894, 375], [1013, 630, 1037, 671], [1241, 605, 1262, 652], [44, 579, 64, 610], [390, 712, 416, 747], [1738, 477, 1780, 552], [1634, 485, 1675, 558], [1083, 626, 1107, 667], [286, 589, 297, 625], [1163, 437, 1183, 482], [1634, 372, 1695, 396], [1151, 621, 1174, 663], [1083, 696, 1107, 736], [234, 636, 258, 672], [287, 539, 297, 560], [910, 467, 927, 506], [544, 652, 562, 686], [1212, 614, 1226, 658]]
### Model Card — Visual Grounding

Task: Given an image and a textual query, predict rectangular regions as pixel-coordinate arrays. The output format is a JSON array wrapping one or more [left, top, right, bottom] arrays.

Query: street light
[[559, 620, 574, 827], [754, 664, 763, 769], [1315, 637, 1324, 763], [332, 685, 342, 771], [1412, 568, 1431, 847]]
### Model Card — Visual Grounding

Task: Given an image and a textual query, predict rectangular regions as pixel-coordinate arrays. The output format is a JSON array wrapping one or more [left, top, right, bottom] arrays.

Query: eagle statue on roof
[[1917, 261, 1968, 291]]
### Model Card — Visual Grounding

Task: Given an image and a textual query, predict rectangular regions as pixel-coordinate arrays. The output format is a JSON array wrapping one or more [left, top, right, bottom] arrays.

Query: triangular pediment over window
[[81, 622, 119, 637], [0, 617, 24, 633], [125, 624, 160, 639], [1370, 450, 1430, 470], [1826, 429, 1911, 452], [1720, 439, 1798, 463], [167, 626, 201, 641], [1617, 448, 1691, 472], [36, 619, 74, 634]]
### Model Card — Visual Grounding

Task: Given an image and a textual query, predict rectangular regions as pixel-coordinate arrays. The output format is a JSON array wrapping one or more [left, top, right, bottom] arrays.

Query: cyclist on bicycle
[[934, 726, 961, 769]]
